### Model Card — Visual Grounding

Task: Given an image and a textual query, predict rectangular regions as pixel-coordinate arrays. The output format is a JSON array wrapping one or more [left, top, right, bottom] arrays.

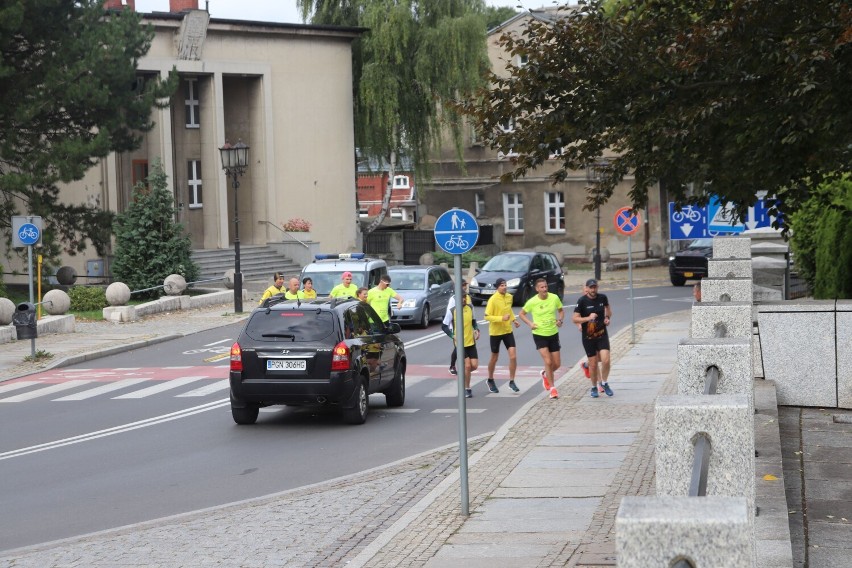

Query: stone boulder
[[106, 282, 132, 306], [43, 289, 71, 315]]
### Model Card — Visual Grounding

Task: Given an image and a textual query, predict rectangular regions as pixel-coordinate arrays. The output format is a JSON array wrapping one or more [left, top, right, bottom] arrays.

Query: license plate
[[684, 272, 694, 277], [266, 359, 306, 371], [481, 289, 496, 295]]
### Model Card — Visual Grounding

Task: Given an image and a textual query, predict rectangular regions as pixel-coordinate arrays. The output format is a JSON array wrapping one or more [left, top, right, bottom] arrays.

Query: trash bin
[[13, 302, 37, 340]]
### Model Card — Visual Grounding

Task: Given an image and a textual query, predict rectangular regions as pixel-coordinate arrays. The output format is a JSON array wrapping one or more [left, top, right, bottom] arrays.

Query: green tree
[[112, 161, 198, 298], [0, 0, 176, 259], [298, 0, 491, 232], [484, 6, 518, 29], [459, 0, 851, 222]]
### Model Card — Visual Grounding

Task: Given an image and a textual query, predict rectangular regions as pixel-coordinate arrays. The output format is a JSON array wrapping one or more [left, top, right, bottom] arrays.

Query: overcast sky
[[133, 1, 558, 23]]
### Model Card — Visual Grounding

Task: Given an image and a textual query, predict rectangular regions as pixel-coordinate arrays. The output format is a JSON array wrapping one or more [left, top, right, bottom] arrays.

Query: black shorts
[[462, 345, 479, 360], [582, 334, 610, 358], [489, 332, 516, 353], [533, 333, 561, 352]]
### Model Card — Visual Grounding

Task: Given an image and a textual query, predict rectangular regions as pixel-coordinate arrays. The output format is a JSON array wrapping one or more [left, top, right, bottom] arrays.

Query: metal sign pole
[[629, 236, 635, 344], [453, 254, 470, 516], [27, 243, 35, 358]]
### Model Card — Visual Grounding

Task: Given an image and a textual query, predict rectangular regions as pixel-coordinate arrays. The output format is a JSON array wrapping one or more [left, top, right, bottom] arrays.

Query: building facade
[[420, 9, 666, 262], [3, 0, 363, 284]]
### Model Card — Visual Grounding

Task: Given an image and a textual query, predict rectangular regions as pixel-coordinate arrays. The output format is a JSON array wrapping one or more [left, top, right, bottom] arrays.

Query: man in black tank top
[[572, 279, 613, 398]]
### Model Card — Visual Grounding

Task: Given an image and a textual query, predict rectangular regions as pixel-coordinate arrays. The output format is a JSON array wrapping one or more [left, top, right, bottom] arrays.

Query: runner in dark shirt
[[572, 279, 613, 398]]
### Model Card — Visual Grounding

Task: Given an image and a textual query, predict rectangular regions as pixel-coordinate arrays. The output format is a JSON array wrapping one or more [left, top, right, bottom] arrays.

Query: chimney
[[170, 0, 199, 12], [103, 0, 136, 10]]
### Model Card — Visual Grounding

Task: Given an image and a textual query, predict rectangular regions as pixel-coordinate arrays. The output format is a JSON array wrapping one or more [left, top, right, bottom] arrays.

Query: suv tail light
[[331, 341, 350, 371], [230, 343, 243, 372]]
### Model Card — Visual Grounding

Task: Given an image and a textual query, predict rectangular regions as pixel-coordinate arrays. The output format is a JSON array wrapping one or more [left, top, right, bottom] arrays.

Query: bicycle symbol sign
[[18, 223, 40, 245], [434, 209, 479, 254]]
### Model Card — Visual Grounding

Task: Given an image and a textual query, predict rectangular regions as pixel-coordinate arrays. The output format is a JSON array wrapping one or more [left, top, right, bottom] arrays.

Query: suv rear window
[[244, 310, 336, 342], [301, 269, 367, 296]]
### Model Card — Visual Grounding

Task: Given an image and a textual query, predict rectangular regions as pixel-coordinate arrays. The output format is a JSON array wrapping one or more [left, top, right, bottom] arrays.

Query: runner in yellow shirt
[[259, 272, 285, 305], [366, 274, 403, 323], [299, 277, 317, 299], [484, 278, 521, 394], [330, 271, 358, 298], [519, 278, 565, 400], [284, 277, 301, 300]]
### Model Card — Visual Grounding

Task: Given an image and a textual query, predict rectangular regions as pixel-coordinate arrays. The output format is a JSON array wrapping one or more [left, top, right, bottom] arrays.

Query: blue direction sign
[[668, 203, 708, 240], [17, 223, 40, 245], [669, 198, 778, 240], [435, 208, 479, 254]]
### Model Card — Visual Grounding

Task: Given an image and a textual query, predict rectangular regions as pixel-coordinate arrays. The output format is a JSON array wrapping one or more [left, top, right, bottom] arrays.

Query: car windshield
[[389, 271, 426, 291], [301, 269, 366, 296], [688, 239, 714, 249], [481, 254, 531, 272], [244, 310, 336, 342]]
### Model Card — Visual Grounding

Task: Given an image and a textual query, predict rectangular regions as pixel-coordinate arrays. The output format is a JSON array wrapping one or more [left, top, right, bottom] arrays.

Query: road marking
[[0, 399, 229, 461], [112, 377, 210, 399], [0, 380, 92, 402], [204, 338, 232, 346], [53, 378, 149, 401], [627, 295, 658, 300], [380, 408, 419, 413], [176, 380, 230, 397], [432, 408, 486, 413], [0, 381, 38, 395], [204, 353, 231, 363]]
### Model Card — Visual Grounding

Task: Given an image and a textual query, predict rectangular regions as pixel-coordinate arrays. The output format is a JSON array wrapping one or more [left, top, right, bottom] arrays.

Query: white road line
[[0, 399, 229, 461], [0, 380, 92, 403], [627, 295, 658, 300], [112, 377, 209, 399], [380, 408, 419, 413], [176, 380, 230, 397], [112, 367, 142, 371], [204, 338, 232, 346], [0, 381, 38, 395], [53, 378, 149, 401], [426, 376, 487, 397], [432, 408, 486, 413]]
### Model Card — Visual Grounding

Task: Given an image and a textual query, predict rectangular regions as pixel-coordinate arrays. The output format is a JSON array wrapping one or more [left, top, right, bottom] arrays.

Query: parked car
[[469, 251, 564, 306], [387, 265, 453, 328], [300, 253, 388, 296], [668, 238, 713, 286], [229, 296, 406, 425]]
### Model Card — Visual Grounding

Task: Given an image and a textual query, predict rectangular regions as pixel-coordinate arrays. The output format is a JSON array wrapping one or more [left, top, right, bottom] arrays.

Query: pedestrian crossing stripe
[[0, 365, 549, 403]]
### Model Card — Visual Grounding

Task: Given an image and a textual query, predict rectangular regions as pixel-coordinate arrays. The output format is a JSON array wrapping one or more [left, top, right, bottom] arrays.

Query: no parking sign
[[613, 207, 641, 236]]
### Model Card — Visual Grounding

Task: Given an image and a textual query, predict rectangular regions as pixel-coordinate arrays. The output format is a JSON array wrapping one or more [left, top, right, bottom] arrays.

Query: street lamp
[[219, 139, 250, 313], [586, 160, 608, 281]]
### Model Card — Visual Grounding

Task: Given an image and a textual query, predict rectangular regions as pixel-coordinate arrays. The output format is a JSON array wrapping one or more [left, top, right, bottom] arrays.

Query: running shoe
[[598, 384, 606, 394], [508, 380, 520, 393], [549, 387, 559, 399], [590, 386, 599, 398], [540, 369, 551, 391], [449, 366, 457, 375], [487, 378, 499, 393], [582, 361, 590, 378], [602, 382, 614, 397], [464, 388, 473, 398]]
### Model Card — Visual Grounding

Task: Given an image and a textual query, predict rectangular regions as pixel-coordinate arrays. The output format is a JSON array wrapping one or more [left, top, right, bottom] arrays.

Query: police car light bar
[[314, 253, 366, 260]]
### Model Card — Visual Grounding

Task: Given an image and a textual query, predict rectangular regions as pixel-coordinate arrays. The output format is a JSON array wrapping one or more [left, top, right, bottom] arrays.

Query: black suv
[[668, 238, 713, 286], [229, 297, 406, 425], [469, 251, 564, 306]]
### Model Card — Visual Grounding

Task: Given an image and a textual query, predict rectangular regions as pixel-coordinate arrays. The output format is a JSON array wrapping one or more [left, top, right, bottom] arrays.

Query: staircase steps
[[191, 245, 302, 285]]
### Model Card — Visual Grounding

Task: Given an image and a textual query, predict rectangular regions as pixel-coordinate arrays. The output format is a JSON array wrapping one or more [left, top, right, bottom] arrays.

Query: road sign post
[[614, 207, 641, 343], [434, 208, 479, 516], [12, 215, 43, 358]]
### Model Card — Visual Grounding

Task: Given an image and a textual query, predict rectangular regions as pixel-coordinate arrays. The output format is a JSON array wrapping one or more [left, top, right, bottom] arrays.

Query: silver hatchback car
[[387, 265, 453, 328]]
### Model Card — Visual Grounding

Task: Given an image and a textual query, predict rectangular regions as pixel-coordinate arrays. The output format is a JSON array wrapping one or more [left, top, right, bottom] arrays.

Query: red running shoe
[[540, 369, 551, 391], [582, 360, 590, 379]]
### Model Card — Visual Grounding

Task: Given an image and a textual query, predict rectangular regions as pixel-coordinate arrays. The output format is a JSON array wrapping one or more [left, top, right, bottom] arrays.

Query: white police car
[[300, 253, 388, 296]]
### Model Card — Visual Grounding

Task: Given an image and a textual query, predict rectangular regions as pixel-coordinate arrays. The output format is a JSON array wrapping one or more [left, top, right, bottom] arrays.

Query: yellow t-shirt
[[259, 285, 283, 305], [367, 286, 397, 322], [299, 289, 317, 299], [284, 290, 300, 300], [453, 303, 477, 347], [330, 283, 358, 298], [484, 292, 516, 336]]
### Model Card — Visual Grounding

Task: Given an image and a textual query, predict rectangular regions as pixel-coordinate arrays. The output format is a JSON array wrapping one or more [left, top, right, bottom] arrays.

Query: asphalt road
[[0, 284, 691, 551]]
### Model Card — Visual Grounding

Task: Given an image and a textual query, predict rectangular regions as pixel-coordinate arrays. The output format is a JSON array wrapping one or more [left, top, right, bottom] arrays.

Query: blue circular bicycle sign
[[434, 209, 479, 254], [18, 223, 40, 245]]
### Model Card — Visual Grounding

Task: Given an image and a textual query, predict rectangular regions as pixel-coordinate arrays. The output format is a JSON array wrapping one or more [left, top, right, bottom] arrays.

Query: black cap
[[585, 279, 598, 287], [495, 278, 507, 287]]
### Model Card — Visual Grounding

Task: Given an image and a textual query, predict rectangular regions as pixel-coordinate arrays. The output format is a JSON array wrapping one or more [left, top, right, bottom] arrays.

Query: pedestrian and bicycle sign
[[434, 208, 479, 254], [613, 207, 641, 236], [669, 197, 778, 240], [11, 215, 43, 247]]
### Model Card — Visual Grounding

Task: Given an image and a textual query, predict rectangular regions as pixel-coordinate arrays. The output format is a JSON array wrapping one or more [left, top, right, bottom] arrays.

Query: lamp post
[[586, 160, 607, 281], [219, 139, 250, 313]]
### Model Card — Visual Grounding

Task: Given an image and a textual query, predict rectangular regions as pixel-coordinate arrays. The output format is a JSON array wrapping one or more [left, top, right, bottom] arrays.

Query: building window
[[475, 193, 486, 218], [503, 193, 524, 233], [498, 118, 514, 133], [390, 207, 403, 219], [392, 175, 410, 189], [185, 78, 200, 128], [187, 160, 202, 208], [545, 191, 565, 233], [132, 159, 149, 189], [515, 54, 529, 68], [359, 207, 369, 217]]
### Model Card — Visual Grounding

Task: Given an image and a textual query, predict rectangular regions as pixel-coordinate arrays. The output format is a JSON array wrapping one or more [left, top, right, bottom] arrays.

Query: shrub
[[432, 249, 491, 269], [111, 160, 199, 299], [68, 286, 107, 311], [281, 218, 312, 232]]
